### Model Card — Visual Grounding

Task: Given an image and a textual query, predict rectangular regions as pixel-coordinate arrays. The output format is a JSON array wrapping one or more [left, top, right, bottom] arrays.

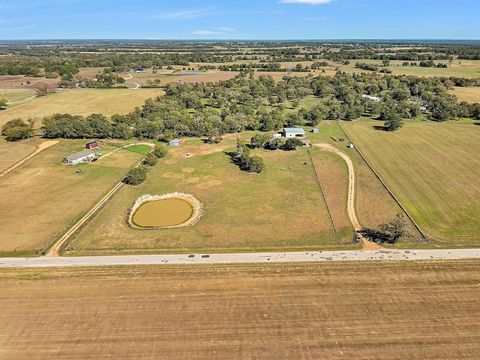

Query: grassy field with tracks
[[343, 120, 480, 246], [68, 122, 414, 256], [68, 135, 344, 255], [0, 137, 39, 173], [0, 88, 164, 127], [1, 261, 479, 358], [0, 88, 36, 103], [0, 140, 143, 255]]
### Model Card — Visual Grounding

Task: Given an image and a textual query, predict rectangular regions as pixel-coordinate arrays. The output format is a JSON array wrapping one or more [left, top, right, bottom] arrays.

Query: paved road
[[2, 249, 480, 268]]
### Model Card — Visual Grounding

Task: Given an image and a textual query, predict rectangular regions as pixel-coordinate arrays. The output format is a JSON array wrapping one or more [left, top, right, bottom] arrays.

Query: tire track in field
[[0, 140, 58, 179], [313, 143, 382, 250]]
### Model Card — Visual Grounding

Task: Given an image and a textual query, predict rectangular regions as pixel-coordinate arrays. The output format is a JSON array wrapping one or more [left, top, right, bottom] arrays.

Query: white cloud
[[154, 9, 216, 21], [193, 27, 236, 36], [280, 0, 333, 4]]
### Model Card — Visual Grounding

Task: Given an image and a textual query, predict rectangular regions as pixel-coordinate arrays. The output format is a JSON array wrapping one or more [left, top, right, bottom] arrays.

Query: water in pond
[[132, 198, 194, 228]]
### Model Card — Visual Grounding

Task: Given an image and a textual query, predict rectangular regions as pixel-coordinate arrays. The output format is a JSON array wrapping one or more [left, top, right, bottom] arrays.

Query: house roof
[[284, 127, 306, 134], [64, 149, 95, 161]]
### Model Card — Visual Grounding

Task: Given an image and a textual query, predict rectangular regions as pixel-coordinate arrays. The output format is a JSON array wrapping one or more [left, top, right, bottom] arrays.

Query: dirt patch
[[0, 75, 59, 90], [182, 167, 195, 174], [1, 261, 479, 359]]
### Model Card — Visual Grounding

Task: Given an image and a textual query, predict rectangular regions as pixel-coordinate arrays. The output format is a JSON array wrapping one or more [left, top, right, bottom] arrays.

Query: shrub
[[152, 144, 168, 158], [143, 153, 158, 166], [283, 137, 304, 151], [247, 155, 265, 173], [1, 118, 34, 141], [265, 137, 285, 150], [123, 166, 148, 186], [250, 133, 270, 148]]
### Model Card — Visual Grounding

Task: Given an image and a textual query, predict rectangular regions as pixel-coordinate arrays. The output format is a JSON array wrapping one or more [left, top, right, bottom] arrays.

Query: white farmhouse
[[63, 149, 96, 166]]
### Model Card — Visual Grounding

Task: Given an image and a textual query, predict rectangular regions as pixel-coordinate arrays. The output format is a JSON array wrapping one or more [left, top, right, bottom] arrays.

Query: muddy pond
[[132, 198, 194, 228]]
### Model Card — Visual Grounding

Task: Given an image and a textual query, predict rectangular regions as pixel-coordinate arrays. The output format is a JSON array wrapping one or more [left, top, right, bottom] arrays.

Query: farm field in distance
[[343, 120, 480, 246], [450, 86, 480, 103], [1, 261, 479, 358], [0, 88, 164, 127], [0, 140, 143, 255]]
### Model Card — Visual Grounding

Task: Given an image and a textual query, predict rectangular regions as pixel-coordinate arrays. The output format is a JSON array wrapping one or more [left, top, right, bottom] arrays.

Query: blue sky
[[0, 0, 479, 40]]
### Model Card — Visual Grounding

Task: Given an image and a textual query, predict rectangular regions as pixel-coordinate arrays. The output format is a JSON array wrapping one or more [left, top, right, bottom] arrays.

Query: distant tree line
[[2, 71, 480, 142]]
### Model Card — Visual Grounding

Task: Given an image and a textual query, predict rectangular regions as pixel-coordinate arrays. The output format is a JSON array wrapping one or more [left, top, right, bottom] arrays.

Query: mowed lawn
[[0, 140, 143, 255], [343, 121, 480, 246], [1, 261, 479, 359], [69, 138, 342, 255], [0, 88, 164, 127]]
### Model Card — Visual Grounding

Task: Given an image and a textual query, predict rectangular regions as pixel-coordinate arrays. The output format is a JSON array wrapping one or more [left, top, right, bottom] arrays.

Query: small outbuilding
[[169, 139, 181, 147], [312, 128, 319, 134], [63, 149, 96, 166], [282, 128, 306, 139], [85, 141, 100, 150]]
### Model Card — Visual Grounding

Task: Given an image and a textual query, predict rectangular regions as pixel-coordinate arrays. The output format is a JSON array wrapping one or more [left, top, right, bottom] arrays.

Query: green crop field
[[343, 120, 480, 246], [0, 88, 164, 127], [0, 140, 144, 255]]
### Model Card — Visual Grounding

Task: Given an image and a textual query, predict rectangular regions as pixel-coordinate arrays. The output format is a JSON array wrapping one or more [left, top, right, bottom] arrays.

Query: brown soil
[[1, 261, 479, 359]]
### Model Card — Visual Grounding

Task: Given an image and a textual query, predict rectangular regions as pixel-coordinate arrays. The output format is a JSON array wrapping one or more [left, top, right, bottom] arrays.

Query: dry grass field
[[0, 75, 59, 90], [128, 69, 239, 86], [0, 88, 36, 103], [450, 87, 480, 103], [1, 261, 479, 359], [0, 88, 164, 127], [69, 136, 343, 255], [68, 122, 416, 255], [335, 59, 480, 78], [307, 122, 418, 240], [0, 140, 143, 255], [0, 137, 39, 173], [343, 120, 480, 246]]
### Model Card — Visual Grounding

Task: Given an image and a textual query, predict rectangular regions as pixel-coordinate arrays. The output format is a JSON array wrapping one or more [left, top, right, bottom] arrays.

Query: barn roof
[[284, 127, 306, 134]]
